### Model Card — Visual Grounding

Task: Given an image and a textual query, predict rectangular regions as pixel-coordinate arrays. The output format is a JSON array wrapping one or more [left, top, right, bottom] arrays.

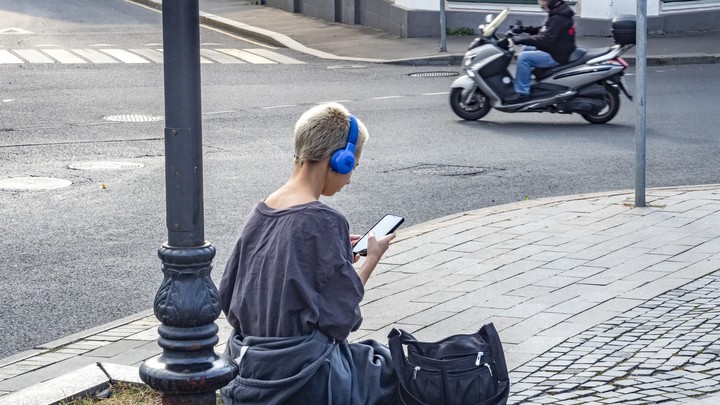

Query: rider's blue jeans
[[514, 46, 559, 96]]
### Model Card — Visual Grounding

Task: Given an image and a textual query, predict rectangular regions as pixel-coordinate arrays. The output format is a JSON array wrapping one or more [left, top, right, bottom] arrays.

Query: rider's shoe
[[504, 93, 531, 104]]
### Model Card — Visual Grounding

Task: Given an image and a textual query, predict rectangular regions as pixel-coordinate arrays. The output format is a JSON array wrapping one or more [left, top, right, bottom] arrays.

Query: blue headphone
[[329, 115, 358, 175]]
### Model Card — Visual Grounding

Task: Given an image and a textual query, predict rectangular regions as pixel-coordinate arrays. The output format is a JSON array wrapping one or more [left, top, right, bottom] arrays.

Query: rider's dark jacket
[[515, 0, 576, 64]]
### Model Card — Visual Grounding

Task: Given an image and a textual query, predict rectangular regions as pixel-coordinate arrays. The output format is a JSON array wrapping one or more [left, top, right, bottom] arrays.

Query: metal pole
[[139, 0, 237, 403], [440, 0, 447, 52], [635, 0, 647, 207]]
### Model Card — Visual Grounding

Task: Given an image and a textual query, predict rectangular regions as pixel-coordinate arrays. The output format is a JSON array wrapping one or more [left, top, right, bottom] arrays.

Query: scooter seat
[[533, 47, 613, 80]]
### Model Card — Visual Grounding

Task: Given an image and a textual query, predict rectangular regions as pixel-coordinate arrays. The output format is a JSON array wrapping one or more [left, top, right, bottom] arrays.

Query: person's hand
[[364, 231, 396, 262], [350, 234, 362, 263], [511, 26, 525, 34]]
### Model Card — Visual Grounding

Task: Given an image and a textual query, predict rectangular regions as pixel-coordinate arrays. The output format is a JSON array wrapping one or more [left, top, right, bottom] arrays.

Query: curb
[[0, 363, 143, 404], [126, 0, 718, 67]]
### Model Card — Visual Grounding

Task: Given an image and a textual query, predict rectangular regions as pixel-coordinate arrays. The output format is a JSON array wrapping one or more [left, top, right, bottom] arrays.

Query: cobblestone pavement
[[509, 271, 720, 404]]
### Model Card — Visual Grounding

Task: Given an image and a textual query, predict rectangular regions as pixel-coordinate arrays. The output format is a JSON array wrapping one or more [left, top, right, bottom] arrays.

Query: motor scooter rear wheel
[[450, 87, 491, 121], [582, 86, 620, 124]]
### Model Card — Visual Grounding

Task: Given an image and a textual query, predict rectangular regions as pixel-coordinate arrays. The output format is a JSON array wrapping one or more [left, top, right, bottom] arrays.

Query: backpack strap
[[481, 323, 510, 383]]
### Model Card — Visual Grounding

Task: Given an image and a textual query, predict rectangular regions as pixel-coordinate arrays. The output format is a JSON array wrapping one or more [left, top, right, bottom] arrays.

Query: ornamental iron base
[[139, 243, 237, 403]]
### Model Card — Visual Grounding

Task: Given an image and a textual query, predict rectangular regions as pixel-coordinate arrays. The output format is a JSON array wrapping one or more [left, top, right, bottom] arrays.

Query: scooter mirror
[[485, 14, 494, 23]]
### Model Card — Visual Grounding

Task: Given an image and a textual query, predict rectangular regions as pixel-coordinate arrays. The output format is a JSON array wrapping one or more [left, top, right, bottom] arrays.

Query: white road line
[[42, 49, 87, 63], [0, 50, 25, 63], [156, 48, 212, 64], [12, 49, 54, 63], [422, 92, 450, 96], [204, 110, 238, 115], [244, 48, 304, 64], [317, 100, 352, 104], [72, 49, 119, 63], [216, 49, 276, 64], [99, 49, 150, 63], [261, 105, 296, 109], [129, 49, 164, 63], [200, 49, 245, 64], [370, 96, 403, 100]]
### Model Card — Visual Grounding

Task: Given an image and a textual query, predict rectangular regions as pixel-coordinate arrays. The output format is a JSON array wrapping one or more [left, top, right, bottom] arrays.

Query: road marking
[[0, 48, 305, 65], [371, 96, 404, 100], [216, 48, 276, 64], [90, 44, 116, 47], [0, 50, 24, 63], [99, 49, 150, 63], [261, 104, 296, 109], [42, 49, 87, 63], [200, 48, 245, 64], [72, 49, 119, 63], [12, 49, 54, 63], [129, 49, 164, 63], [204, 110, 238, 115], [422, 92, 450, 96], [245, 48, 304, 64], [0, 28, 33, 34]]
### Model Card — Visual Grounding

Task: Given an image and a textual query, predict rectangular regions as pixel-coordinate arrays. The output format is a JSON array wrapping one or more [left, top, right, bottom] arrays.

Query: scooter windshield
[[482, 8, 510, 38]]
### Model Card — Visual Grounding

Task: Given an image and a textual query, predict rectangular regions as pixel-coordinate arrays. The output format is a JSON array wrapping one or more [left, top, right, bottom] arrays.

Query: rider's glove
[[511, 26, 525, 34]]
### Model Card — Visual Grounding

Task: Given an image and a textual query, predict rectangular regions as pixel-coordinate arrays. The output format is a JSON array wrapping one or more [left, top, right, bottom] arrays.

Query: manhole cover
[[409, 71, 459, 78], [68, 161, 145, 170], [408, 164, 485, 176], [0, 177, 72, 190], [102, 114, 164, 122]]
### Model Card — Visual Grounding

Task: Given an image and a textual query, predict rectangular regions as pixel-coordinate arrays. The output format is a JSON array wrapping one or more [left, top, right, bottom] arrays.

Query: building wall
[[263, 0, 720, 37]]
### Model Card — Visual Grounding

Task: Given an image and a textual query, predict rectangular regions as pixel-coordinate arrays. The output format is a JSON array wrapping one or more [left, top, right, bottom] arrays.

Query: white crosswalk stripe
[[0, 48, 306, 65], [72, 49, 119, 63], [99, 49, 150, 63], [129, 49, 164, 63], [12, 49, 54, 63], [216, 49, 276, 64], [42, 49, 87, 63], [0, 49, 27, 63]]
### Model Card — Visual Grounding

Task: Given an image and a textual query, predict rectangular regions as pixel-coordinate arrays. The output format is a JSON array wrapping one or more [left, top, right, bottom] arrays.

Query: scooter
[[449, 9, 635, 124]]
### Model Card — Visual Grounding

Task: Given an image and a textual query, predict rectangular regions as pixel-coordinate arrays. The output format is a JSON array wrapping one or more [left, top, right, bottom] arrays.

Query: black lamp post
[[139, 0, 237, 403]]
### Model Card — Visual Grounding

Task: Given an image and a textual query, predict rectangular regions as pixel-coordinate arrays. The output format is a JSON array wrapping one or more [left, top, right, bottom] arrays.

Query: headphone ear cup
[[330, 149, 355, 175]]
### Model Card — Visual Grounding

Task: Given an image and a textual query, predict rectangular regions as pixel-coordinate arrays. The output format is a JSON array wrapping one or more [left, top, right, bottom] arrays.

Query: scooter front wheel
[[450, 87, 491, 121]]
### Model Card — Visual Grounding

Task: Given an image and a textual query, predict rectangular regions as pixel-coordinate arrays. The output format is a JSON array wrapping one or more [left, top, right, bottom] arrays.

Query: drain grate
[[68, 161, 145, 170], [102, 114, 164, 123], [404, 164, 485, 176], [0, 177, 72, 190], [409, 71, 458, 78]]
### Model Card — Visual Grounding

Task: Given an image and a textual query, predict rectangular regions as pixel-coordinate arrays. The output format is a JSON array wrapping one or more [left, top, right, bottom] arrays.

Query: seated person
[[506, 0, 577, 104], [219, 103, 398, 404]]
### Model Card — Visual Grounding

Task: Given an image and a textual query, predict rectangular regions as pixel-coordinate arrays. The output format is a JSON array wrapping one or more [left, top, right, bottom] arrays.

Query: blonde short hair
[[293, 103, 368, 163]]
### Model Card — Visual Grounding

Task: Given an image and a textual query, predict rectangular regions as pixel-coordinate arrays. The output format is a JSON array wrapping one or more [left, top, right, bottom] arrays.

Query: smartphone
[[352, 214, 405, 256]]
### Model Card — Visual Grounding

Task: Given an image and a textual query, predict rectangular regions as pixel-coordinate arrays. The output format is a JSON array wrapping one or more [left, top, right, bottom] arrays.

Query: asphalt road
[[1, 0, 720, 359]]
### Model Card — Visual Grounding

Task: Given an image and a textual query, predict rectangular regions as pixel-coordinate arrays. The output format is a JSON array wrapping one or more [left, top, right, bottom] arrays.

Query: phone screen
[[352, 214, 405, 255]]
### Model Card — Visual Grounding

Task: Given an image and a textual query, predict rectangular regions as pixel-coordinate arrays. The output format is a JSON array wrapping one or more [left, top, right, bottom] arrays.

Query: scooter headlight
[[463, 57, 472, 67]]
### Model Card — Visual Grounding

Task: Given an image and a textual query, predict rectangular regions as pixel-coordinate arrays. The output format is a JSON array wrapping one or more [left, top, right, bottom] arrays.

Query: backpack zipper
[[412, 365, 421, 380], [475, 351, 484, 366]]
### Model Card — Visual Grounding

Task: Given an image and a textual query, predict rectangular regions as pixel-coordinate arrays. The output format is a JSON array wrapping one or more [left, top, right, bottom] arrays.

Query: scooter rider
[[505, 0, 576, 104]]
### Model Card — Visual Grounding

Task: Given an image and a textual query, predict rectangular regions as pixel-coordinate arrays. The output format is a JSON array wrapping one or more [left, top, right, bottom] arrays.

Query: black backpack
[[388, 323, 510, 405]]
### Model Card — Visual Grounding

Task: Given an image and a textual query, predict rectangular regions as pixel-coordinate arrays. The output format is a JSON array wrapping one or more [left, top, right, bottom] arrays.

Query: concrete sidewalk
[[130, 0, 720, 66], [3, 1, 720, 403], [2, 184, 720, 403]]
